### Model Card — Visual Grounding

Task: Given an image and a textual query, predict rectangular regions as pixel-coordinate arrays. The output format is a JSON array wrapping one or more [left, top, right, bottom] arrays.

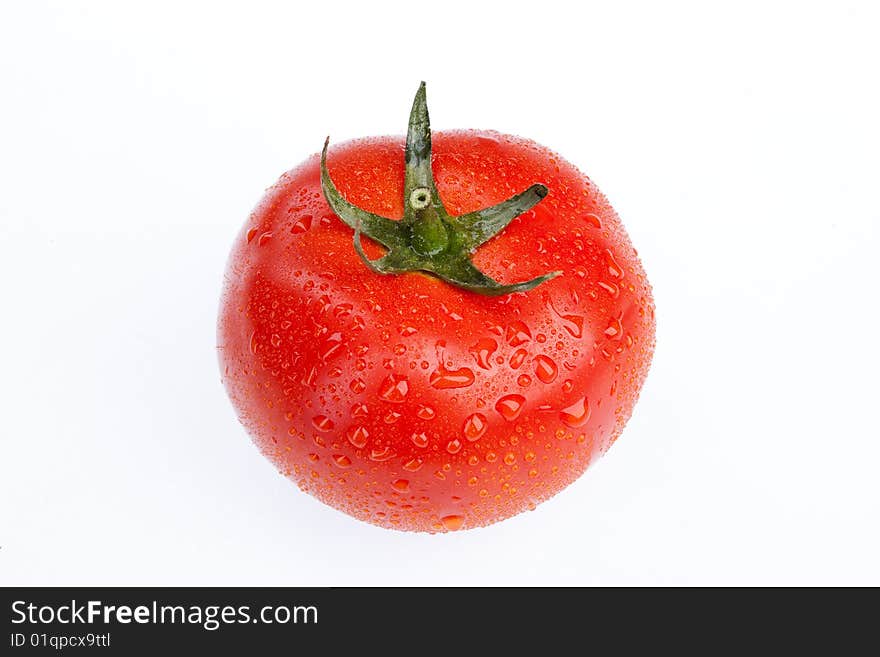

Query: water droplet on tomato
[[311, 415, 334, 432], [517, 374, 532, 387], [560, 397, 591, 428], [446, 438, 462, 454], [598, 281, 619, 298], [495, 394, 526, 421], [246, 227, 258, 243], [463, 413, 487, 441], [349, 378, 366, 394], [320, 332, 343, 360], [468, 338, 498, 370], [509, 349, 527, 369], [429, 366, 475, 389], [403, 457, 424, 471], [350, 403, 368, 419], [604, 316, 623, 340], [291, 215, 312, 234], [332, 454, 351, 468], [506, 321, 532, 346], [391, 479, 409, 492], [558, 314, 583, 339], [416, 405, 436, 420], [379, 374, 409, 403], [583, 213, 602, 228], [605, 249, 624, 279], [398, 325, 417, 337], [534, 355, 558, 383], [441, 515, 464, 531], [440, 304, 463, 321], [547, 297, 585, 339], [503, 452, 516, 465], [562, 379, 574, 393], [383, 410, 401, 424], [346, 425, 369, 448], [333, 303, 353, 318], [369, 446, 396, 462], [410, 432, 428, 448], [302, 366, 318, 388], [257, 231, 273, 246]]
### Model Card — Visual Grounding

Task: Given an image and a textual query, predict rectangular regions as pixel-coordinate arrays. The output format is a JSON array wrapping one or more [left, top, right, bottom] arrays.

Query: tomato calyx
[[321, 82, 562, 296]]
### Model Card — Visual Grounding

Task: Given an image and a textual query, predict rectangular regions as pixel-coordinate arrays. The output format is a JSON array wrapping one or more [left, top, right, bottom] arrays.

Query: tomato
[[218, 84, 655, 532]]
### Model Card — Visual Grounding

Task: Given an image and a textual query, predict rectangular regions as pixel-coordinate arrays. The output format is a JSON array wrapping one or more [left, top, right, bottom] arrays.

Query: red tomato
[[218, 85, 655, 532]]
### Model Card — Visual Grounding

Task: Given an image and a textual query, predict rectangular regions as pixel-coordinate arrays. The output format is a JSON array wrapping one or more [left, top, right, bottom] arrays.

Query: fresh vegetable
[[218, 83, 655, 532]]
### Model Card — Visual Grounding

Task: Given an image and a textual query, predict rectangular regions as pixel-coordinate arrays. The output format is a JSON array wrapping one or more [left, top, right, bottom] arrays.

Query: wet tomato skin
[[218, 130, 655, 532]]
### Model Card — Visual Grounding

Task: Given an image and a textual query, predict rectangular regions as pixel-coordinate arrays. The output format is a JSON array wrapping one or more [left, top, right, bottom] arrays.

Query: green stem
[[320, 82, 561, 296]]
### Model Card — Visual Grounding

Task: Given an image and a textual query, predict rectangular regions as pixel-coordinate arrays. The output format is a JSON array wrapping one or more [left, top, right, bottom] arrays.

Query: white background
[[1, 1, 878, 586]]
